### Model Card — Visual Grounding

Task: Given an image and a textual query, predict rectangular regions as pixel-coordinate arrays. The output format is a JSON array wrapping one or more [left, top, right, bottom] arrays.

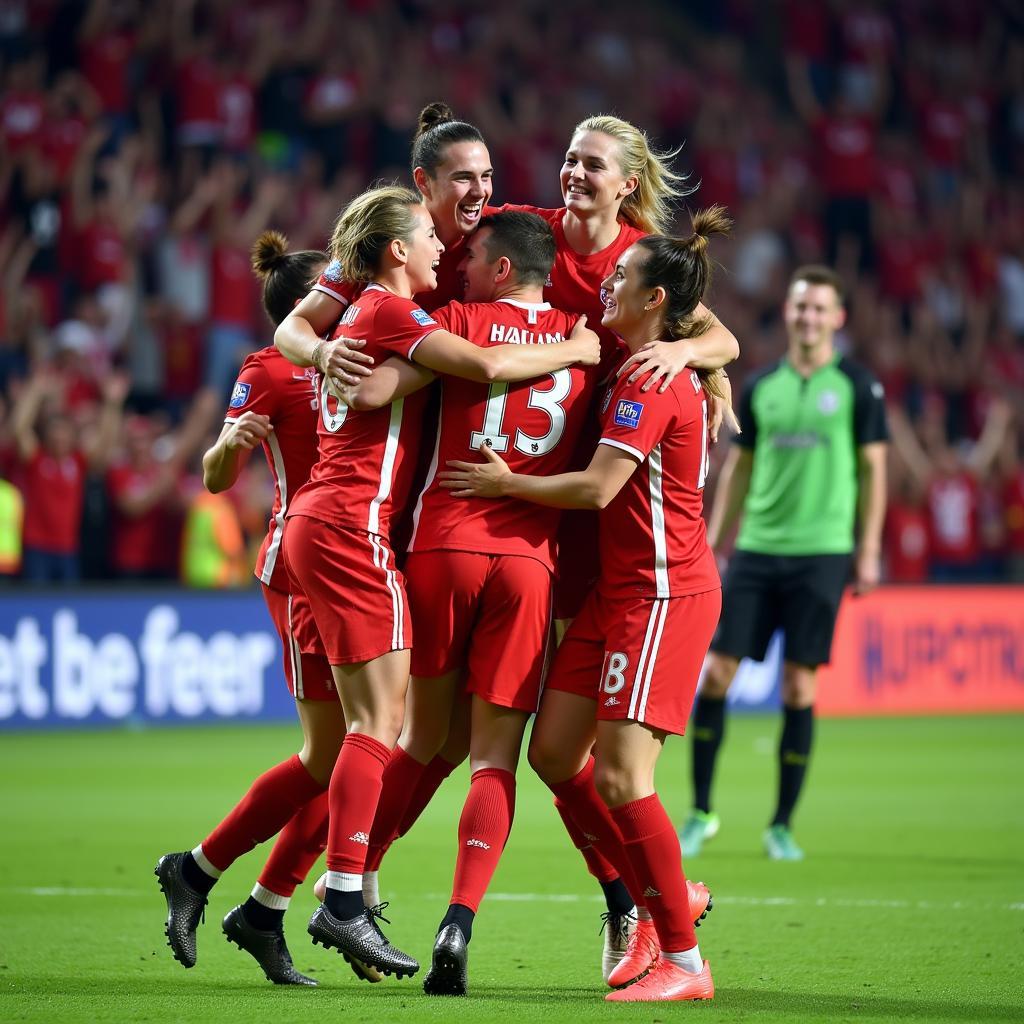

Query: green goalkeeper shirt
[[733, 353, 888, 556]]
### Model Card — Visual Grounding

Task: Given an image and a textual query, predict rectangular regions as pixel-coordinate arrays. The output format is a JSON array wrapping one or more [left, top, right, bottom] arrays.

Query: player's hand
[[852, 547, 881, 596], [707, 373, 738, 442], [438, 443, 510, 498], [316, 336, 374, 386], [224, 412, 272, 451], [618, 339, 694, 393], [567, 315, 600, 366]]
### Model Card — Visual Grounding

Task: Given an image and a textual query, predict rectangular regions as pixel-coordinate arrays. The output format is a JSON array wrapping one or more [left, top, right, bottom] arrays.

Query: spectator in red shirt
[[889, 399, 1014, 581], [9, 368, 126, 582], [106, 414, 184, 580]]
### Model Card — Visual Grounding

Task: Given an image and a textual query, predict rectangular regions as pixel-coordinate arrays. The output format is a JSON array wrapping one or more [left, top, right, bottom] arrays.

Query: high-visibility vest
[[181, 491, 246, 588], [0, 479, 23, 574]]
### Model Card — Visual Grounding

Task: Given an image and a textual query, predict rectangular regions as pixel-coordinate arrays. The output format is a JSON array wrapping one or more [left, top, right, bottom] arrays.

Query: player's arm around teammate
[[443, 210, 733, 1003]]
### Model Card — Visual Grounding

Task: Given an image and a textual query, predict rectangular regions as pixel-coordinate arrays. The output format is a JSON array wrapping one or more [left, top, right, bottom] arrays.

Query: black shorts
[[712, 551, 851, 668]]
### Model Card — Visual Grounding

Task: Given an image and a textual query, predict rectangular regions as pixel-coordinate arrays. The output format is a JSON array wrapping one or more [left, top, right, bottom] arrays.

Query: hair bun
[[689, 205, 733, 248], [251, 230, 290, 278], [416, 102, 457, 138]]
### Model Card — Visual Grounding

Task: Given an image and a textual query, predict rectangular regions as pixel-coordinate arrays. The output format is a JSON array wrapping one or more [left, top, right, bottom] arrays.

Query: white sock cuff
[[662, 945, 703, 974], [192, 845, 223, 879], [251, 883, 290, 911], [326, 870, 362, 893]]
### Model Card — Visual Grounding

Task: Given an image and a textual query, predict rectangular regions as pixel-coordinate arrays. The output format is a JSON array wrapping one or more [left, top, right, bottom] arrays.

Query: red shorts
[[282, 515, 412, 665], [261, 584, 336, 702], [406, 550, 553, 712], [546, 588, 722, 735]]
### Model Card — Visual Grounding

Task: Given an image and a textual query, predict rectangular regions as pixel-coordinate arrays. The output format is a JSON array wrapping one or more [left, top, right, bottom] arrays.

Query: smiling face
[[560, 130, 637, 217], [783, 279, 845, 356], [600, 243, 657, 341], [459, 227, 502, 303], [417, 140, 493, 243], [403, 205, 445, 294]]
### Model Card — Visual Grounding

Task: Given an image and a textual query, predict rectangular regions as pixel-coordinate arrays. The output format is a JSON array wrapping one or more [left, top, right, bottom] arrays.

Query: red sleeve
[[371, 297, 443, 360], [312, 259, 359, 305], [224, 354, 277, 421], [597, 376, 677, 462], [429, 301, 471, 343]]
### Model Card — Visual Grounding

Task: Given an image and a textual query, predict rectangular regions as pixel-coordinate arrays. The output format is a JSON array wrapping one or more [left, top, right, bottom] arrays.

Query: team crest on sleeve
[[614, 399, 643, 429], [229, 381, 251, 408], [322, 258, 344, 282], [411, 308, 437, 327]]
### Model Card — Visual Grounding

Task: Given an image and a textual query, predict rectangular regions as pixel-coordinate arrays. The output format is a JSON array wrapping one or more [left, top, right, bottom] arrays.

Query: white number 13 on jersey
[[469, 369, 571, 457]]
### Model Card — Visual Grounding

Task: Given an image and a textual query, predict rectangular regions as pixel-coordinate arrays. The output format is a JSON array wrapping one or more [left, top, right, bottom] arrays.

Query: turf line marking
[[9, 888, 1022, 913], [13, 887, 140, 897], [434, 893, 1024, 913]]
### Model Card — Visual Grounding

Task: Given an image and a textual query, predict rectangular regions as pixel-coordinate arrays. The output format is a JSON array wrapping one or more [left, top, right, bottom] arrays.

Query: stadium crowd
[[1, 0, 1023, 585]]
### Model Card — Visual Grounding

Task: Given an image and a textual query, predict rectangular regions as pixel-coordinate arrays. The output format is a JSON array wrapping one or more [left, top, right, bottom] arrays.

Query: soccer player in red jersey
[[275, 185, 598, 980], [322, 211, 602, 993], [304, 109, 738, 979], [156, 233, 342, 985], [442, 208, 735, 1003]]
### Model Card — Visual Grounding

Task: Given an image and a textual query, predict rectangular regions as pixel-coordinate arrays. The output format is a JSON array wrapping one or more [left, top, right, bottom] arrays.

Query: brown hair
[[250, 230, 325, 327], [790, 264, 845, 305], [411, 101, 488, 179], [634, 206, 736, 421]]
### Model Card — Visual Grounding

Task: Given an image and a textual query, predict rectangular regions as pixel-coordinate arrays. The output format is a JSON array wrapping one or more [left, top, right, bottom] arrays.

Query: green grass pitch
[[1, 714, 1021, 1023]]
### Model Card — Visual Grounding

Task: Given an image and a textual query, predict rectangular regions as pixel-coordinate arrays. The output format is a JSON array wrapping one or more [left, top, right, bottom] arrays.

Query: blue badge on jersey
[[614, 399, 643, 429], [410, 308, 437, 327], [322, 258, 344, 283], [229, 382, 251, 409]]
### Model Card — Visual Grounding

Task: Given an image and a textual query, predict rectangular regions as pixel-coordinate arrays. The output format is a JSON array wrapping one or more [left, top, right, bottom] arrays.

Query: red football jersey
[[508, 205, 647, 370], [225, 346, 321, 591], [408, 299, 596, 570], [287, 285, 439, 537], [594, 368, 719, 600], [106, 462, 180, 575], [20, 450, 87, 555]]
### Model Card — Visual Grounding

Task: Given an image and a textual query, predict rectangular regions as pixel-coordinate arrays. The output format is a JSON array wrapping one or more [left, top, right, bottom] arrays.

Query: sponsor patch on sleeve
[[321, 258, 344, 283], [613, 399, 643, 429], [411, 308, 438, 328], [229, 381, 251, 409]]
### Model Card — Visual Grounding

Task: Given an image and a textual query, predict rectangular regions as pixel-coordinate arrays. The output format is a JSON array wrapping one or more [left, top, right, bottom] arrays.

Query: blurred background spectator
[[1, 0, 1022, 585]]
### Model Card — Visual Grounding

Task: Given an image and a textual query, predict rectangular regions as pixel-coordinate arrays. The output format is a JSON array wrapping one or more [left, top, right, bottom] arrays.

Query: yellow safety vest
[[181, 491, 246, 588], [0, 479, 23, 575]]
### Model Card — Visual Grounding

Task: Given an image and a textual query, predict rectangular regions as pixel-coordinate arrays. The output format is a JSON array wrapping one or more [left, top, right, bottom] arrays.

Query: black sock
[[439, 903, 475, 944], [772, 705, 814, 827], [182, 852, 217, 896], [599, 877, 635, 917], [242, 896, 286, 932], [324, 886, 364, 921], [691, 695, 727, 813]]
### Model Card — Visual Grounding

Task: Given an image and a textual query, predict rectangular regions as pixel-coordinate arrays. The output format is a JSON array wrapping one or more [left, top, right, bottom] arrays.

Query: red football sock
[[546, 758, 643, 905], [365, 746, 429, 872], [256, 790, 329, 898], [450, 767, 516, 913], [398, 754, 459, 838], [201, 755, 326, 872], [553, 795, 618, 883], [610, 794, 697, 952], [325, 733, 391, 873]]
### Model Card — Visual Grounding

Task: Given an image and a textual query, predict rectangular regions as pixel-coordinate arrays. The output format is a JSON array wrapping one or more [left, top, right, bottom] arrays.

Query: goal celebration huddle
[[154, 100, 874, 1005]]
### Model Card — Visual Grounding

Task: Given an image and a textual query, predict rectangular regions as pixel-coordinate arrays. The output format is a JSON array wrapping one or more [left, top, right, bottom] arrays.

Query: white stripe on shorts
[[629, 600, 668, 722], [369, 533, 404, 650], [287, 594, 304, 699]]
